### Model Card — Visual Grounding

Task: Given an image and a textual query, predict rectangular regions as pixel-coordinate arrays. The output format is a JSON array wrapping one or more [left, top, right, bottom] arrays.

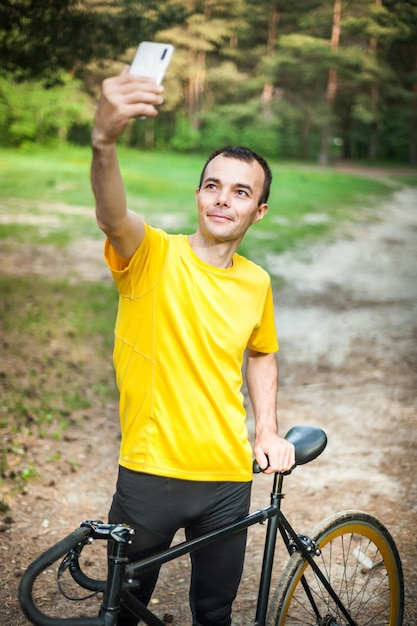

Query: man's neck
[[188, 233, 240, 269]]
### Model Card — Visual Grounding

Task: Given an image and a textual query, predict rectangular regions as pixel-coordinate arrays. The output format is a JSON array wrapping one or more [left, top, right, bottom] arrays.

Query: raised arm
[[91, 67, 164, 259], [246, 349, 295, 473]]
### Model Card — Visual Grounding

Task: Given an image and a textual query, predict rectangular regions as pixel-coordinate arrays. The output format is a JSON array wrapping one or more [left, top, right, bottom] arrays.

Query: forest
[[1, 0, 416, 163]]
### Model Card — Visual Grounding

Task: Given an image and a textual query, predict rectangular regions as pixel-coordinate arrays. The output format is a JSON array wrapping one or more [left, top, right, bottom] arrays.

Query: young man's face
[[195, 155, 268, 245]]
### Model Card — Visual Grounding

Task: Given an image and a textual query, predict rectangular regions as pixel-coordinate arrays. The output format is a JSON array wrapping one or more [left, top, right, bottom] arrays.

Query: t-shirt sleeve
[[104, 224, 168, 296], [247, 282, 279, 353]]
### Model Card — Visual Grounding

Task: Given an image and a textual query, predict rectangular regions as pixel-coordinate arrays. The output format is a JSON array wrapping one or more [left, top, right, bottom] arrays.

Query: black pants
[[108, 467, 252, 626]]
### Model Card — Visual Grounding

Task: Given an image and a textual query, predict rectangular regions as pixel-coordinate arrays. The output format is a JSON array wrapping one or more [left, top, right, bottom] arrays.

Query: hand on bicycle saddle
[[254, 430, 295, 474]]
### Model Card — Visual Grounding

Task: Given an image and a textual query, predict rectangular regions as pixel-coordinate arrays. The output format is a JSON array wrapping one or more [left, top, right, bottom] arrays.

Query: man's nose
[[215, 189, 231, 206]]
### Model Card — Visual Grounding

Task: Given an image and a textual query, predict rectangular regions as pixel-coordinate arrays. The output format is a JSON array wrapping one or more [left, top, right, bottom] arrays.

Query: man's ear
[[252, 203, 268, 224]]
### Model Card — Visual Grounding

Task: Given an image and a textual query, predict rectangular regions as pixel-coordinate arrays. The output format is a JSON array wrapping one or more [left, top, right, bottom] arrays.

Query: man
[[91, 67, 295, 626]]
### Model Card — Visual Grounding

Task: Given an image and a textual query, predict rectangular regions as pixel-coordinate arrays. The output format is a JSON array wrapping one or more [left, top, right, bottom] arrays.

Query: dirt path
[[1, 185, 416, 625]]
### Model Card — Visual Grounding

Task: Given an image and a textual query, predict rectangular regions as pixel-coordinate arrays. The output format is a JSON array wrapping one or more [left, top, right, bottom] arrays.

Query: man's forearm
[[247, 350, 295, 473], [91, 140, 127, 235], [90, 71, 163, 257], [246, 349, 279, 434]]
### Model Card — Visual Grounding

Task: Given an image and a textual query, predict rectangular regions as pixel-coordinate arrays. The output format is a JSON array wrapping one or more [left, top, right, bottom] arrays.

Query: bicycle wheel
[[267, 510, 404, 626]]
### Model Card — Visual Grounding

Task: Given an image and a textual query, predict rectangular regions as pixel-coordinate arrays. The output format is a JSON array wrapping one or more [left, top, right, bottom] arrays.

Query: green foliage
[[0, 275, 118, 428], [170, 115, 201, 151], [0, 0, 84, 80], [197, 100, 282, 158], [0, 0, 185, 82], [1, 0, 417, 162], [0, 74, 92, 147], [0, 274, 118, 489]]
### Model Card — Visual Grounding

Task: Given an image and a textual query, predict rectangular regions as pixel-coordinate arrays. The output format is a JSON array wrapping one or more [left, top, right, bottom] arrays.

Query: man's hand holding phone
[[92, 42, 174, 147], [93, 69, 164, 146]]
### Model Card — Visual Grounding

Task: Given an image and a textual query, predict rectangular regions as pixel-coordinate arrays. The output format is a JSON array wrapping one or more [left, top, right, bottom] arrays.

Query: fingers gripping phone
[[129, 42, 174, 84]]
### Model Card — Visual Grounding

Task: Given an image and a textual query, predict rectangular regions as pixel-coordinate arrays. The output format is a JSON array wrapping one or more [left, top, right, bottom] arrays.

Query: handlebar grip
[[19, 527, 103, 626], [252, 459, 268, 474]]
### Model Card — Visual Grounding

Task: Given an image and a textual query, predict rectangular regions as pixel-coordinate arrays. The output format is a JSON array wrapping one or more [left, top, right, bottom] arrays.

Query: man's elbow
[[95, 210, 124, 238]]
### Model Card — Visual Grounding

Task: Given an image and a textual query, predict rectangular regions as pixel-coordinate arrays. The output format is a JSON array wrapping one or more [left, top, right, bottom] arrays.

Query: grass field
[[0, 145, 412, 490], [0, 145, 400, 262]]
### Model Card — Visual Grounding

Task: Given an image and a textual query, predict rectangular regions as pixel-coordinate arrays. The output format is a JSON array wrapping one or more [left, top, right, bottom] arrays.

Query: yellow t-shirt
[[105, 224, 278, 482]]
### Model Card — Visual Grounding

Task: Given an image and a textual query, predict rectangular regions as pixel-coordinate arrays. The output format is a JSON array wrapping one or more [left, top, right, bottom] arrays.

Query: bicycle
[[19, 424, 404, 626]]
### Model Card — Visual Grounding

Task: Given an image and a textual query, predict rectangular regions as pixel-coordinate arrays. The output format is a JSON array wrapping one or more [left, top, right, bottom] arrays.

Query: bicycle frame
[[21, 425, 348, 626], [110, 472, 284, 626], [111, 470, 355, 626]]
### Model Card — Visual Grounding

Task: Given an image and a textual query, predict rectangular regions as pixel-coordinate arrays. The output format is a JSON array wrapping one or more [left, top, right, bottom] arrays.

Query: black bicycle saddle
[[285, 424, 327, 466]]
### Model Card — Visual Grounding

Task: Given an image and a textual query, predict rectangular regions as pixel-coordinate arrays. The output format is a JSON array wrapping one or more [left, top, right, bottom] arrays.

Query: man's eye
[[237, 189, 248, 196]]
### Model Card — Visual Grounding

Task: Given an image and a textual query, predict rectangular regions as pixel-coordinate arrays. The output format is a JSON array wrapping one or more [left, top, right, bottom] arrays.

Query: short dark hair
[[198, 146, 272, 205]]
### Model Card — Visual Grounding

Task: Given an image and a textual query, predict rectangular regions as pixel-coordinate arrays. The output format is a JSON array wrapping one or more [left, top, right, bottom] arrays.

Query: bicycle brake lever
[[58, 550, 76, 578]]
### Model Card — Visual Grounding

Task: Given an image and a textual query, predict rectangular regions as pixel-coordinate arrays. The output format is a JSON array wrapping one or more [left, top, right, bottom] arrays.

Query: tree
[[0, 0, 110, 81], [0, 0, 183, 82], [158, 0, 248, 130], [368, 0, 382, 161], [1, 0, 416, 161], [383, 0, 417, 164], [319, 0, 341, 165]]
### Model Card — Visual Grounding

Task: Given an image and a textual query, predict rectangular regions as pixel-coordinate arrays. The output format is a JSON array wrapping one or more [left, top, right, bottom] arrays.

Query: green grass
[[0, 146, 93, 204], [0, 275, 118, 490], [1, 276, 117, 345], [0, 145, 402, 268], [0, 276, 118, 427], [392, 174, 417, 187]]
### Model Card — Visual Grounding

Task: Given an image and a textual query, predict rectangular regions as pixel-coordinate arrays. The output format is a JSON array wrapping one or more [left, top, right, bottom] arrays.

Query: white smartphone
[[129, 41, 174, 84]]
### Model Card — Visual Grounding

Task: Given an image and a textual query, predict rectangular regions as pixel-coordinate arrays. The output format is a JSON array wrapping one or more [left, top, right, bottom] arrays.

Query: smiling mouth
[[208, 213, 233, 222]]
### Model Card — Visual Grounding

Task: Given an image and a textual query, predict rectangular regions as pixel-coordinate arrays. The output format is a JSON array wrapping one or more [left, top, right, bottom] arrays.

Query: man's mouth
[[207, 212, 233, 222]]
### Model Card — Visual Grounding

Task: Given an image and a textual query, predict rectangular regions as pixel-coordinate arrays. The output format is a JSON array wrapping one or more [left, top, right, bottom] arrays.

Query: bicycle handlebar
[[66, 549, 106, 593], [19, 526, 104, 626]]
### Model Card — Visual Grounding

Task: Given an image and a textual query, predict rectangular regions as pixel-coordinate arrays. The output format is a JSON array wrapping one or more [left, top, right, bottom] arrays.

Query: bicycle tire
[[267, 510, 404, 626]]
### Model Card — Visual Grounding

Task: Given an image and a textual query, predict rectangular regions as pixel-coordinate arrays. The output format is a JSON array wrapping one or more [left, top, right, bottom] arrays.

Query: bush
[[170, 115, 200, 151], [0, 74, 92, 147], [197, 102, 282, 158]]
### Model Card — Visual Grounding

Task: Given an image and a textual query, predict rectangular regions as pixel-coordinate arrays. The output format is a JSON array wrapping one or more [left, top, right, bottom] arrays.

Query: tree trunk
[[368, 0, 382, 162], [300, 114, 312, 159], [185, 0, 209, 129], [318, 0, 341, 165], [186, 47, 206, 130], [144, 123, 155, 150], [368, 84, 379, 162], [409, 43, 417, 165], [261, 0, 280, 118], [340, 106, 352, 159]]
